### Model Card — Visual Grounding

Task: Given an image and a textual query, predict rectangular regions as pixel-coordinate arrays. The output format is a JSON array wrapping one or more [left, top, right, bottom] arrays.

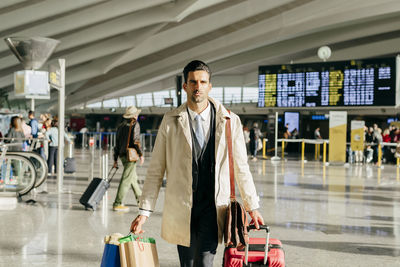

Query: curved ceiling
[[0, 0, 399, 112]]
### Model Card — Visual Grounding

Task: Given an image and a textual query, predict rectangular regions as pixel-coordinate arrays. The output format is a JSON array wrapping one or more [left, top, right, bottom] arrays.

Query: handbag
[[224, 114, 249, 249], [119, 234, 160, 267], [126, 120, 139, 162], [100, 233, 124, 267]]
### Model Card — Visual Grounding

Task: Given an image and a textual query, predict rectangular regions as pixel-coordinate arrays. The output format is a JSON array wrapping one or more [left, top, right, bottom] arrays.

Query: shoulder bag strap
[[225, 111, 235, 200], [126, 120, 134, 151]]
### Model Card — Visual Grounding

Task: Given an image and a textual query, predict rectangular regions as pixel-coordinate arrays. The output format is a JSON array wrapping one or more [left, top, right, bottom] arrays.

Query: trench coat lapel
[[210, 98, 230, 155], [176, 104, 192, 151]]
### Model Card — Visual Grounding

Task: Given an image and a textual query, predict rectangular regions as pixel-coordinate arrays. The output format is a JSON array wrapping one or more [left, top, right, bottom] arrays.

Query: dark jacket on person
[[5, 128, 25, 151], [113, 120, 142, 161]]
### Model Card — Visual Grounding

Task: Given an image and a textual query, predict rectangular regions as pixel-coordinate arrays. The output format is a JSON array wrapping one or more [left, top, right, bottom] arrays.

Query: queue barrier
[[277, 139, 329, 163], [275, 139, 400, 166]]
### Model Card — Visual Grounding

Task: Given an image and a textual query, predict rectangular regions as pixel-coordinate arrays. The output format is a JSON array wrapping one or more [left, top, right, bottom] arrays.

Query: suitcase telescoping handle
[[244, 225, 270, 266], [107, 166, 119, 183]]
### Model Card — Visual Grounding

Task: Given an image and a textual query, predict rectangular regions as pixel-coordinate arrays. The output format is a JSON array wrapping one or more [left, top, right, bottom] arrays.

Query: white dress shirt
[[187, 102, 211, 142], [139, 102, 211, 218]]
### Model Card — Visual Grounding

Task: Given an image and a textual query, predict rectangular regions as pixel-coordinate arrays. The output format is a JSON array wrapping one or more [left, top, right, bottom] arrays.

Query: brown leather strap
[[126, 120, 134, 150], [225, 112, 235, 200]]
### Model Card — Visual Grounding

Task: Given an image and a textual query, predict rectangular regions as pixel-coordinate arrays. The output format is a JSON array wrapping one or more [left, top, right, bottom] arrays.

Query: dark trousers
[[177, 205, 218, 267], [48, 146, 58, 173]]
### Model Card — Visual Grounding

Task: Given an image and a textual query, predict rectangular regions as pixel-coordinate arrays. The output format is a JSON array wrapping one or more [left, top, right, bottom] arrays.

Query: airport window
[[103, 98, 119, 108], [86, 102, 102, 108], [136, 93, 153, 107], [209, 87, 223, 102], [224, 87, 242, 104], [153, 90, 172, 107], [120, 96, 136, 107], [242, 87, 258, 103]]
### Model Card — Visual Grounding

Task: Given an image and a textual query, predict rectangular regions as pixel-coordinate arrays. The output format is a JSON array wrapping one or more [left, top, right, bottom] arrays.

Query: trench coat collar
[[171, 97, 231, 151]]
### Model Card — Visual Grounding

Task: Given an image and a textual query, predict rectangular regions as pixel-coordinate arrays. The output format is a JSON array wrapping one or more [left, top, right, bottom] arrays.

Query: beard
[[190, 91, 206, 103]]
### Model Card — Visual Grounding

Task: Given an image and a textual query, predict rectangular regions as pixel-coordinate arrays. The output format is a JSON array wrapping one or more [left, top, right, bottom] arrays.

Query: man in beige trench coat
[[131, 60, 264, 267]]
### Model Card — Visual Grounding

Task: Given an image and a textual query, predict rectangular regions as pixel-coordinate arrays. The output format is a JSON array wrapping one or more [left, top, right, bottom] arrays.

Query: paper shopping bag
[[119, 234, 160, 267], [100, 233, 123, 267]]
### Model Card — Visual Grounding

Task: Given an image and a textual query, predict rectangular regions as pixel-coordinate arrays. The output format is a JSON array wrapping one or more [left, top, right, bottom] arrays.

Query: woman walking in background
[[5, 116, 25, 152], [45, 119, 71, 175]]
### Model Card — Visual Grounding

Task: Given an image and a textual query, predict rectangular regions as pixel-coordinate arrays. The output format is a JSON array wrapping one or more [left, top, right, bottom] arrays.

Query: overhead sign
[[49, 62, 62, 89], [14, 70, 50, 99], [258, 56, 399, 108]]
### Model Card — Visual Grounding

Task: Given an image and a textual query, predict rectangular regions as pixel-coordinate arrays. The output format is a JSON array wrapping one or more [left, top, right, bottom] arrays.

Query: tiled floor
[[0, 149, 400, 266]]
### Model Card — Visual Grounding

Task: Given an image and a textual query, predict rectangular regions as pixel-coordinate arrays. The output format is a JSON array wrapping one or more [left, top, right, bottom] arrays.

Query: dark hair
[[28, 110, 34, 116], [182, 60, 211, 83], [11, 116, 22, 131], [51, 119, 58, 128]]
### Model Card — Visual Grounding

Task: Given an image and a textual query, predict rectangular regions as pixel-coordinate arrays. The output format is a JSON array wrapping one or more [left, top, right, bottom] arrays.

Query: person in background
[[112, 106, 144, 212], [382, 128, 391, 163], [20, 117, 31, 151], [28, 111, 38, 138], [45, 119, 71, 175], [249, 122, 262, 161], [283, 123, 291, 139], [372, 127, 383, 164], [365, 127, 374, 163], [5, 116, 25, 152], [314, 127, 322, 139], [291, 128, 299, 139], [389, 125, 396, 142]]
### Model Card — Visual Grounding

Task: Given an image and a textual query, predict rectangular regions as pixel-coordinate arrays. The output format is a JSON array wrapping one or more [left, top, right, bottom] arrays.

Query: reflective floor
[[1, 149, 400, 266]]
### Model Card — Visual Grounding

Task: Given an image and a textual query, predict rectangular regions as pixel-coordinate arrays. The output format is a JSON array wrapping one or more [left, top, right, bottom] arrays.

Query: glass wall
[[84, 86, 259, 110], [136, 93, 153, 107], [120, 96, 136, 107]]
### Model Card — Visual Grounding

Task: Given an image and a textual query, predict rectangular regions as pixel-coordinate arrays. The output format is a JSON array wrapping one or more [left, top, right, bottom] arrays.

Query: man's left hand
[[248, 209, 264, 229]]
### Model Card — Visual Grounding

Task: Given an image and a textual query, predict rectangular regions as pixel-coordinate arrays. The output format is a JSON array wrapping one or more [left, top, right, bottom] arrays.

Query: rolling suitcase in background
[[64, 157, 76, 173], [223, 225, 285, 267], [79, 167, 118, 210]]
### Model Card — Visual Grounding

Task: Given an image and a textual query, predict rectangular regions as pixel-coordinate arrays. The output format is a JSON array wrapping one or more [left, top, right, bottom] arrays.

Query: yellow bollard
[[262, 138, 268, 159], [315, 143, 318, 161], [377, 144, 382, 167], [301, 140, 305, 162], [323, 141, 326, 164], [282, 140, 285, 160], [397, 157, 399, 167]]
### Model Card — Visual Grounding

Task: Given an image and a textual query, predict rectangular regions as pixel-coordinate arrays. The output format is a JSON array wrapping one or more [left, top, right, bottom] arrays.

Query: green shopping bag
[[119, 234, 160, 267]]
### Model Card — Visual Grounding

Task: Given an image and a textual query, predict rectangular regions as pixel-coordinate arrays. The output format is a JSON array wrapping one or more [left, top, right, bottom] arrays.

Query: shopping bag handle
[[127, 232, 145, 251]]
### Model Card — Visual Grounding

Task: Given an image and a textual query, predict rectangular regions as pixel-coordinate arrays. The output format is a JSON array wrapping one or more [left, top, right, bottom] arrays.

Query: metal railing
[[270, 138, 400, 166], [0, 143, 37, 196]]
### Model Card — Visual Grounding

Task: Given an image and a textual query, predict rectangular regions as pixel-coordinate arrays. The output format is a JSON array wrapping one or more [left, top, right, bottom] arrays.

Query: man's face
[[183, 70, 211, 105]]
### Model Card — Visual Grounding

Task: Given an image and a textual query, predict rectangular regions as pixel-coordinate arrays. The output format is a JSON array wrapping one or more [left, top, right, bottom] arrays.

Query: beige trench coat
[[140, 97, 260, 247]]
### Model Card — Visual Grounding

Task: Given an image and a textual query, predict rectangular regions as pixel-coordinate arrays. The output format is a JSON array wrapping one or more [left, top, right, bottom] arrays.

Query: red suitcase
[[223, 225, 285, 267]]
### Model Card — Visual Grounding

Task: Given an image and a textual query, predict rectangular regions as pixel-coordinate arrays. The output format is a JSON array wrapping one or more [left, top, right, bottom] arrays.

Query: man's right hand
[[130, 215, 148, 234]]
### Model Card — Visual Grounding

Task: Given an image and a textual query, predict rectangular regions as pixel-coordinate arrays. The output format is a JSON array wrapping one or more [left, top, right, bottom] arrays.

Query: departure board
[[258, 57, 399, 108]]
